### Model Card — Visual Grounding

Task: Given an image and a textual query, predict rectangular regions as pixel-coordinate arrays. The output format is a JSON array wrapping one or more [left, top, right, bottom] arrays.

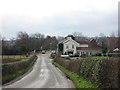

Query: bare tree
[[57, 36, 64, 41], [106, 33, 118, 52], [72, 32, 87, 42]]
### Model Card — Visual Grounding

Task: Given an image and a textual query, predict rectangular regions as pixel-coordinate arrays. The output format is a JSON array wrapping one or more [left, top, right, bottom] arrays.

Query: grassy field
[[64, 56, 110, 60], [0, 55, 26, 59], [0, 55, 27, 64], [78, 56, 110, 60], [52, 61, 98, 88]]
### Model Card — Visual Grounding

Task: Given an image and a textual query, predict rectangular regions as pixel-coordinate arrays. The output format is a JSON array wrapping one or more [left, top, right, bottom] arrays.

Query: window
[[72, 45, 74, 49], [66, 45, 69, 49]]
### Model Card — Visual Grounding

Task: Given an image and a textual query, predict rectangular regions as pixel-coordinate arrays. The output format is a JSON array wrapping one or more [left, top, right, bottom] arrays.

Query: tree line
[[72, 32, 118, 53], [2, 32, 58, 55], [2, 31, 119, 55]]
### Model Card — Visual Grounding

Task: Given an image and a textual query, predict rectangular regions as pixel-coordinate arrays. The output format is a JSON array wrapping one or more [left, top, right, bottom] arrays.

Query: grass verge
[[2, 56, 37, 84], [52, 61, 98, 88]]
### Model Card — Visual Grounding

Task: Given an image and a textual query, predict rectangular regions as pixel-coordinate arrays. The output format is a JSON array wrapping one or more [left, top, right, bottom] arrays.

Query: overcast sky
[[0, 0, 119, 39]]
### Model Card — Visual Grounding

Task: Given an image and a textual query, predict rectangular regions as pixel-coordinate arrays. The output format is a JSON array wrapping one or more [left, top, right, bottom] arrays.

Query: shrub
[[100, 58, 119, 88], [79, 57, 103, 86], [54, 56, 120, 88], [50, 53, 56, 59]]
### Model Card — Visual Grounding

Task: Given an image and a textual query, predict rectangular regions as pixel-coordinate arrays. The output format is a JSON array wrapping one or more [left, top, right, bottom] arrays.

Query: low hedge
[[55, 56, 120, 88], [52, 61, 97, 88], [2, 54, 37, 84]]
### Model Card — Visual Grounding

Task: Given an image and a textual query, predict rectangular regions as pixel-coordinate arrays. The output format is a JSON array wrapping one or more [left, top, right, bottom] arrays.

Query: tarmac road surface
[[3, 53, 75, 89]]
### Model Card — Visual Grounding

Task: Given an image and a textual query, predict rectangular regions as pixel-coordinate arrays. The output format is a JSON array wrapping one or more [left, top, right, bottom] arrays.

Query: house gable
[[58, 36, 102, 56]]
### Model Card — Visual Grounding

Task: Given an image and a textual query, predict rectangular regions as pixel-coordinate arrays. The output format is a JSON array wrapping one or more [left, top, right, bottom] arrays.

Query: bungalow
[[57, 36, 102, 56]]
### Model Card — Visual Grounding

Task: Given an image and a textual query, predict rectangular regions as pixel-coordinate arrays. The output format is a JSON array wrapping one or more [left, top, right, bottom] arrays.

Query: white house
[[58, 36, 102, 56]]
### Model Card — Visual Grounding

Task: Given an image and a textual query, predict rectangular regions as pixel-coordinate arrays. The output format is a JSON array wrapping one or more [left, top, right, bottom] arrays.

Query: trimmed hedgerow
[[100, 58, 119, 88], [79, 57, 104, 86], [54, 56, 120, 88], [52, 61, 97, 88], [2, 54, 37, 84]]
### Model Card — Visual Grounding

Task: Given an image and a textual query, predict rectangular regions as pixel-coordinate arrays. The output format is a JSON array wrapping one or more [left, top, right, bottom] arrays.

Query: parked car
[[69, 53, 79, 57], [69, 54, 73, 57], [61, 55, 69, 57], [51, 50, 56, 54], [42, 50, 46, 54]]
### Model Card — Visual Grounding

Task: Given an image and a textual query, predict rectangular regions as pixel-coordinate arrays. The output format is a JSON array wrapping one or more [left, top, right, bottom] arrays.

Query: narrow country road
[[3, 53, 75, 88]]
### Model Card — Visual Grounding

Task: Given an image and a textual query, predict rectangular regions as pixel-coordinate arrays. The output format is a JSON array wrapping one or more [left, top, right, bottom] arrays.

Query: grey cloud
[[2, 10, 118, 39]]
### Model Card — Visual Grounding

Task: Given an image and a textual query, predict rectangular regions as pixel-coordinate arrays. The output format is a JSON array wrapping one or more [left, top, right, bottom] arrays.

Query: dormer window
[[72, 45, 74, 49], [66, 45, 69, 49]]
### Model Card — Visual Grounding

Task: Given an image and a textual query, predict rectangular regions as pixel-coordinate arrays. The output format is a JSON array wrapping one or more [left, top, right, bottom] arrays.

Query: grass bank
[[52, 61, 97, 88], [2, 55, 37, 84]]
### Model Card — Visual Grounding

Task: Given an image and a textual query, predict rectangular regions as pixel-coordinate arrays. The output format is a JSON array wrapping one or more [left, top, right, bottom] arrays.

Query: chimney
[[66, 36, 72, 40]]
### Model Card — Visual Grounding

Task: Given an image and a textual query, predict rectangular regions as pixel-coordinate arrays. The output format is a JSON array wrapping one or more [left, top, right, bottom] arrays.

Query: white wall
[[80, 44, 88, 47], [77, 50, 102, 56], [63, 40, 79, 54]]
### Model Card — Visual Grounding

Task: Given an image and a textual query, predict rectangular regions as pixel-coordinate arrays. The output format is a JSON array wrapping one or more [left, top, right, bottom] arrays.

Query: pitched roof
[[78, 39, 96, 44], [58, 37, 79, 45], [76, 47, 102, 50], [113, 48, 120, 52], [58, 39, 66, 44], [78, 41, 90, 44]]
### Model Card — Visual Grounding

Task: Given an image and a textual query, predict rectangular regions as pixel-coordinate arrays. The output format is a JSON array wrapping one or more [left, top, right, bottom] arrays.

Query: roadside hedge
[[54, 56, 120, 88], [2, 54, 37, 84], [100, 58, 119, 88]]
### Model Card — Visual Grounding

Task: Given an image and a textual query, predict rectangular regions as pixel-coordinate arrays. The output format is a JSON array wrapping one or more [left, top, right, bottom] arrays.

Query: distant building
[[57, 36, 102, 56], [113, 48, 120, 52]]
